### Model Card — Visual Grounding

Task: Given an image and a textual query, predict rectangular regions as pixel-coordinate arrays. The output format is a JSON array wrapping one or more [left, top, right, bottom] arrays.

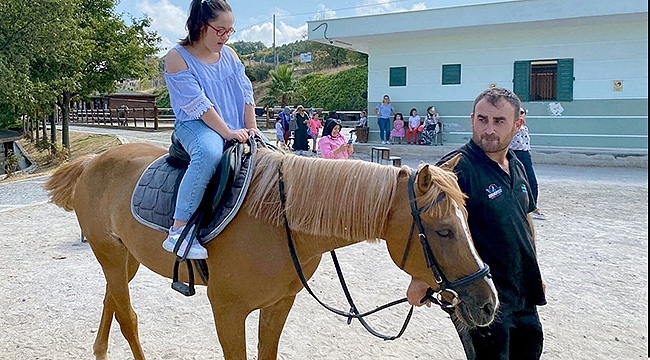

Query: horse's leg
[[92, 244, 146, 360], [208, 291, 248, 360], [257, 296, 297, 360], [93, 254, 141, 360]]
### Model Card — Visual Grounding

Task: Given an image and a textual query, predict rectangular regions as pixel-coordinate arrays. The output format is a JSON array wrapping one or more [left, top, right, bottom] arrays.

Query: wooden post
[[153, 106, 159, 130]]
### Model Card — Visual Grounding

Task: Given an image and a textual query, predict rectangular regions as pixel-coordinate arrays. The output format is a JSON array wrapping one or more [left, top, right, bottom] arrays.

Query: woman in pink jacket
[[318, 120, 353, 159]]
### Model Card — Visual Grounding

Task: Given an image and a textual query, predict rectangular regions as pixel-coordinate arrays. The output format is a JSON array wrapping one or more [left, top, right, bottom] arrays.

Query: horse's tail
[[44, 154, 97, 212]]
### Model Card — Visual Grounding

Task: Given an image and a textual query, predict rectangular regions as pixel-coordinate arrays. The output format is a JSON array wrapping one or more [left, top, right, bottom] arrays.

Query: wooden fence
[[70, 107, 175, 130]]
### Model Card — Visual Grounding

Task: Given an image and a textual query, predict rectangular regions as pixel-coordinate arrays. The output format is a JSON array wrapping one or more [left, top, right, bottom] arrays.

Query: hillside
[[252, 64, 359, 107]]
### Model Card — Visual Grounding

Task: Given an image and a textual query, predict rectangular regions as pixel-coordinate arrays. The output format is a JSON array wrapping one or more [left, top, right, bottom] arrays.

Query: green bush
[[297, 65, 367, 111]]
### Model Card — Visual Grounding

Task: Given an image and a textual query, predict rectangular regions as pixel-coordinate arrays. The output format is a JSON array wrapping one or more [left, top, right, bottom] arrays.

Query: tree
[[0, 0, 160, 151], [263, 64, 297, 107]]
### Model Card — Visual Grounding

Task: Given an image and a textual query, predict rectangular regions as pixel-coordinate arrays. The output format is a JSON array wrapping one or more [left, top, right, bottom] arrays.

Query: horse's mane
[[413, 163, 467, 221], [247, 148, 400, 241], [246, 148, 467, 242]]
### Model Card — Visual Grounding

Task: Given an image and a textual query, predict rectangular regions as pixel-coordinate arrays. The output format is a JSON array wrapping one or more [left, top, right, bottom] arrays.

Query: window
[[442, 64, 461, 85], [389, 67, 407, 87], [513, 59, 574, 101]]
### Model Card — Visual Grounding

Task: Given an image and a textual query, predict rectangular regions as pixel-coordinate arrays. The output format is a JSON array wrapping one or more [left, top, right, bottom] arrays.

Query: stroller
[[420, 121, 443, 146]]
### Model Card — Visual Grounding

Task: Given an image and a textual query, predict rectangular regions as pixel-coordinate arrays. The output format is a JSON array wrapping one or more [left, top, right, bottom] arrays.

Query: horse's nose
[[481, 301, 495, 317]]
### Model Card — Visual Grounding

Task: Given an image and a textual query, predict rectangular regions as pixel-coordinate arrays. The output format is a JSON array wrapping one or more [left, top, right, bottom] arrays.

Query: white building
[[308, 0, 648, 149]]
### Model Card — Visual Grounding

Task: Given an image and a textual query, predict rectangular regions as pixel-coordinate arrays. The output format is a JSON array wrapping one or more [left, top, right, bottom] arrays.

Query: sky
[[115, 0, 512, 56]]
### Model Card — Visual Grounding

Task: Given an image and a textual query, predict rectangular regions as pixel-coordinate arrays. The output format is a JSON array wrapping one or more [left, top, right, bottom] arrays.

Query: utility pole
[[272, 14, 277, 68]]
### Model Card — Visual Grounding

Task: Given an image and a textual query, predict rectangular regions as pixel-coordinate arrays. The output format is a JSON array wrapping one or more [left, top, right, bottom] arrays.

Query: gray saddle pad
[[130, 141, 255, 243]]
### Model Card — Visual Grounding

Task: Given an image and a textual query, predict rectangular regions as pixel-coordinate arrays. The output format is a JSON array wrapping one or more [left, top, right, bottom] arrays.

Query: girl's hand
[[246, 128, 260, 138], [225, 128, 250, 143]]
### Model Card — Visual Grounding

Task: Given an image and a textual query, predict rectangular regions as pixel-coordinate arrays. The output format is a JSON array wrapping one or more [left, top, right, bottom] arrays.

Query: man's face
[[471, 99, 521, 154]]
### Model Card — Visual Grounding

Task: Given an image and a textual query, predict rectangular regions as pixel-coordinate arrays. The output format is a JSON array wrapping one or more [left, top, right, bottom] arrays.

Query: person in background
[[308, 111, 323, 153], [278, 106, 292, 143], [318, 120, 353, 159], [389, 112, 405, 144], [356, 110, 368, 127], [292, 105, 310, 152], [509, 108, 545, 220], [406, 107, 421, 145], [420, 106, 441, 145], [374, 94, 396, 144], [275, 117, 285, 147], [407, 87, 546, 360], [162, 0, 256, 259]]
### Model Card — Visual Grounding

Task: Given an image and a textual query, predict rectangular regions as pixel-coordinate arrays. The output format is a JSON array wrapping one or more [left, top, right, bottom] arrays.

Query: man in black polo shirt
[[407, 87, 546, 359]]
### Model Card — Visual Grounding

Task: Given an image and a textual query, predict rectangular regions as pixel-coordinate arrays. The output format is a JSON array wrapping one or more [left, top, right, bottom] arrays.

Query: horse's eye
[[436, 229, 453, 237]]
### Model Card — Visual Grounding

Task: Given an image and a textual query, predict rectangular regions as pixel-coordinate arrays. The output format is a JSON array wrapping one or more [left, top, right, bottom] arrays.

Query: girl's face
[[396, 114, 403, 120], [411, 110, 417, 116], [383, 96, 390, 103], [331, 125, 342, 137], [202, 11, 235, 53]]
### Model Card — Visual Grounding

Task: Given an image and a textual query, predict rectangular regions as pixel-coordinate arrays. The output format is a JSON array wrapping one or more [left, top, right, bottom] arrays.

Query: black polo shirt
[[437, 140, 546, 313]]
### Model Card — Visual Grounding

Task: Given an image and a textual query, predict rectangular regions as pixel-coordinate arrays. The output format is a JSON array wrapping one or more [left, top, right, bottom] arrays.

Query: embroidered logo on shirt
[[485, 184, 503, 200]]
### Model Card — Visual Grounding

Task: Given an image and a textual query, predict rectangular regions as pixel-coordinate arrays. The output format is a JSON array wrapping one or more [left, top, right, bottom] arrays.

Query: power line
[[237, 0, 424, 32]]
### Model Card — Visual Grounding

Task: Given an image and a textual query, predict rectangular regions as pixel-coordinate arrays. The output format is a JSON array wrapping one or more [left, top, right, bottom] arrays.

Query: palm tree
[[264, 64, 297, 107]]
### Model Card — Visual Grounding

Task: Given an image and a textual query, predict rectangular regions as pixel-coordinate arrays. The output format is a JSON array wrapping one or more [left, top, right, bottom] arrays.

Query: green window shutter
[[442, 64, 461, 85], [513, 61, 530, 102], [556, 58, 574, 101], [389, 67, 407, 87]]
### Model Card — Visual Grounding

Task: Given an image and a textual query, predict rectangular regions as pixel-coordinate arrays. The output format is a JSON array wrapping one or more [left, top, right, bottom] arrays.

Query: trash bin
[[355, 126, 369, 143]]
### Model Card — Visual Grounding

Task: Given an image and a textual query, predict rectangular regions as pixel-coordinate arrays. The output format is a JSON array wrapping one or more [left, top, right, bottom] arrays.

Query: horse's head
[[385, 160, 498, 328]]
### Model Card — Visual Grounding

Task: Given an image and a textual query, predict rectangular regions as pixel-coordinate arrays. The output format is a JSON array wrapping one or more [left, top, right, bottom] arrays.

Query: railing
[[69, 107, 175, 130]]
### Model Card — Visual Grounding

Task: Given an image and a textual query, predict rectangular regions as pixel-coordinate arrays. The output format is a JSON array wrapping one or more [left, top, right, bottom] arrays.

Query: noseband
[[400, 171, 491, 309]]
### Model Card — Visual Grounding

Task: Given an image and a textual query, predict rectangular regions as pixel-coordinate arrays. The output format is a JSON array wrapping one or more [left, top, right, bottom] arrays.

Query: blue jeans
[[173, 120, 224, 222], [378, 118, 391, 142]]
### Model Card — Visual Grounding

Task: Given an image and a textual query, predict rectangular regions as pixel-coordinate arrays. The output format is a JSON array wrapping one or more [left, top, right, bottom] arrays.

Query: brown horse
[[45, 142, 498, 360]]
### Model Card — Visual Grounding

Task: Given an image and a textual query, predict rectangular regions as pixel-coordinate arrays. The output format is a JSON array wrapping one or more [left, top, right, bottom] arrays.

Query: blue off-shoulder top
[[164, 44, 255, 130]]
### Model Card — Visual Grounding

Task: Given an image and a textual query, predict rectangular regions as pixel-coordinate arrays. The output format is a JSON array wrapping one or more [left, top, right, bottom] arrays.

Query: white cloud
[[237, 21, 307, 47], [135, 0, 187, 54]]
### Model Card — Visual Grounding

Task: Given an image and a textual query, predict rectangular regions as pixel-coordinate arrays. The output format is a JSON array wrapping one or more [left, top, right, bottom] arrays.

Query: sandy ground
[[0, 150, 647, 359]]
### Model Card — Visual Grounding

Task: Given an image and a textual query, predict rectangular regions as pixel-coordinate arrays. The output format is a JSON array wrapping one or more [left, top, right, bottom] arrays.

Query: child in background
[[308, 111, 323, 153], [406, 108, 421, 144], [275, 117, 284, 147], [356, 110, 368, 127], [389, 112, 405, 144]]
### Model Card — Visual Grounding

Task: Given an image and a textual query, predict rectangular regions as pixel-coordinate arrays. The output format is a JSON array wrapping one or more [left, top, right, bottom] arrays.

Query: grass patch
[[2, 130, 122, 182]]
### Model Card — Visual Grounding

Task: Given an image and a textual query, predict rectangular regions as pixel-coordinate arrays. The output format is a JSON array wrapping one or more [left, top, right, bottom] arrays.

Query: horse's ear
[[416, 164, 433, 194], [439, 153, 462, 172]]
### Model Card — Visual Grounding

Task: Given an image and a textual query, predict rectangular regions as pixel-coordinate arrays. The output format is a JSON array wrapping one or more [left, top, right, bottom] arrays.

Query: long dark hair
[[180, 0, 232, 46]]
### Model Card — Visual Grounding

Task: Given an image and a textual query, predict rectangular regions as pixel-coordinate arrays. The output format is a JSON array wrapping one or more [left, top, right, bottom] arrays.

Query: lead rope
[[277, 162, 413, 341]]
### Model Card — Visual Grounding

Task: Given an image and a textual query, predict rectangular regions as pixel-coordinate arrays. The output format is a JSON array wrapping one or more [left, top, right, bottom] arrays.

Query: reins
[[278, 160, 493, 340], [278, 162, 412, 340]]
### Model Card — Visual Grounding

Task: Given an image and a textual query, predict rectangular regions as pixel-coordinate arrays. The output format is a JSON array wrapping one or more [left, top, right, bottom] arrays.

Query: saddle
[[131, 133, 264, 296], [131, 133, 257, 243]]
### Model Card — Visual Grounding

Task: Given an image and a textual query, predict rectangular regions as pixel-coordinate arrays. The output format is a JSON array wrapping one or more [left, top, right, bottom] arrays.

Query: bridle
[[277, 164, 491, 340], [399, 171, 491, 309]]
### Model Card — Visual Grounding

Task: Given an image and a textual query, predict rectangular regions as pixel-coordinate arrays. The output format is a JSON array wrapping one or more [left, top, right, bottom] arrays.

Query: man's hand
[[407, 277, 431, 307]]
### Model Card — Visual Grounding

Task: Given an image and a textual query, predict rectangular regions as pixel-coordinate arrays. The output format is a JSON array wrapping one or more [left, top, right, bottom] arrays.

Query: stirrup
[[172, 258, 195, 296]]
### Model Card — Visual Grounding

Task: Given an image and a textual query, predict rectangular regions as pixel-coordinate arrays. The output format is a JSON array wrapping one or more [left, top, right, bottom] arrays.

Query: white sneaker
[[162, 227, 208, 259]]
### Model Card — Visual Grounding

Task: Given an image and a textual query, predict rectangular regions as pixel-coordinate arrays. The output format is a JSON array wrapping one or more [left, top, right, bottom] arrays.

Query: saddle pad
[[131, 143, 255, 243]]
